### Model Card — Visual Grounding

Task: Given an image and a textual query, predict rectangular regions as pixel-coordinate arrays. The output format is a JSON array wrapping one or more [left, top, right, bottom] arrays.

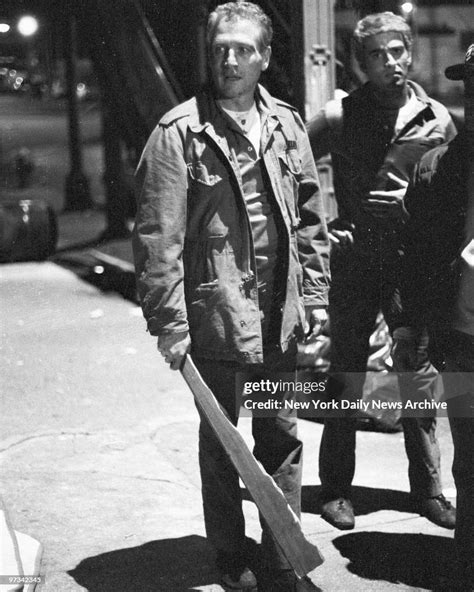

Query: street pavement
[[0, 251, 459, 592], [0, 94, 459, 591]]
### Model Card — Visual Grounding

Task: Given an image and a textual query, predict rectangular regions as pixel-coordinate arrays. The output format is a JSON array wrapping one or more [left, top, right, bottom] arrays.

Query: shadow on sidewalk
[[68, 535, 219, 591], [333, 531, 455, 590], [242, 485, 414, 516], [52, 248, 138, 303]]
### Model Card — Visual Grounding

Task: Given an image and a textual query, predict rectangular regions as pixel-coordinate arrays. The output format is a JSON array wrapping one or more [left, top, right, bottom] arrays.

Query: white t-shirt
[[220, 102, 261, 154]]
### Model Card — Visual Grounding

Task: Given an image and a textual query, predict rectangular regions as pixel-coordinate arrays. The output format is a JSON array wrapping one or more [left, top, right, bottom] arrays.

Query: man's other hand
[[364, 172, 409, 221], [304, 306, 328, 339], [327, 219, 354, 252], [157, 332, 191, 370], [329, 228, 354, 250]]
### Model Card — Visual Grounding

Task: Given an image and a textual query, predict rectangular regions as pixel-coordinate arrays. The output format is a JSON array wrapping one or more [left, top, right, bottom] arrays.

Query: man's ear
[[262, 46, 271, 71]]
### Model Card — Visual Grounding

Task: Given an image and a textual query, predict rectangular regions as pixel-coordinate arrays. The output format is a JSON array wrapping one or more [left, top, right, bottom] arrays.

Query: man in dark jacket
[[403, 45, 474, 590], [306, 11, 456, 531], [133, 3, 330, 590]]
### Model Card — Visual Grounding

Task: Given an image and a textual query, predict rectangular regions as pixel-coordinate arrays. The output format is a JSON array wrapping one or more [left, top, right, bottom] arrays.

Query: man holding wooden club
[[132, 2, 330, 590]]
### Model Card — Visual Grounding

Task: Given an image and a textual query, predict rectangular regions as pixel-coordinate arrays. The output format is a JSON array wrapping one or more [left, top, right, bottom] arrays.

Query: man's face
[[209, 17, 271, 108], [361, 31, 411, 92]]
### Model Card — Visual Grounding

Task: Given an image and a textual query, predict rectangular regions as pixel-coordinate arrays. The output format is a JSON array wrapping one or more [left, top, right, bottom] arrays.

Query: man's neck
[[370, 83, 410, 110], [217, 96, 256, 113]]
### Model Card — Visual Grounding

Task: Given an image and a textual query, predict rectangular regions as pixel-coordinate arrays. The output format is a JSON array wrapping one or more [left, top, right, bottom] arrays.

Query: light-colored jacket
[[133, 85, 330, 363]]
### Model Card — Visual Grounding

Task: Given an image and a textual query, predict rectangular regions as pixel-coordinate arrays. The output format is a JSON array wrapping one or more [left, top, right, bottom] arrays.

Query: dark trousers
[[194, 344, 302, 572], [320, 251, 442, 500], [443, 330, 474, 577]]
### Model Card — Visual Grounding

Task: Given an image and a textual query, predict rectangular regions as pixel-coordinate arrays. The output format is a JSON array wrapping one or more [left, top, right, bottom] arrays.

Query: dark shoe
[[321, 498, 355, 530], [259, 568, 296, 591], [221, 567, 258, 591], [419, 494, 456, 529]]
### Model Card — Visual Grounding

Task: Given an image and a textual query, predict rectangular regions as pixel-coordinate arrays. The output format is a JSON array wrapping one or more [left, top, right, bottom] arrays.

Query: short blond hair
[[207, 1, 273, 51]]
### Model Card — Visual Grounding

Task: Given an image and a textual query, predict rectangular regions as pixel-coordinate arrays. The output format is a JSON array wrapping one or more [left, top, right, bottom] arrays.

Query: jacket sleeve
[[306, 100, 352, 228], [400, 162, 427, 327], [306, 108, 331, 161], [294, 111, 331, 306], [132, 122, 189, 336]]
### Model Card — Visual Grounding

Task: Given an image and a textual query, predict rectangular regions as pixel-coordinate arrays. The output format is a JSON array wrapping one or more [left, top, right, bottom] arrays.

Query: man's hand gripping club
[[158, 331, 191, 370]]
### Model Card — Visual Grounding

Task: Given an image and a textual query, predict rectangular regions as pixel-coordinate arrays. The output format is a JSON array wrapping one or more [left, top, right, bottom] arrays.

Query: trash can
[[0, 199, 57, 263]]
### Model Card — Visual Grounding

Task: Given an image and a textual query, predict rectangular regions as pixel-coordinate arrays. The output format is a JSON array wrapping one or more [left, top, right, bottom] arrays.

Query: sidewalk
[[0, 205, 458, 592]]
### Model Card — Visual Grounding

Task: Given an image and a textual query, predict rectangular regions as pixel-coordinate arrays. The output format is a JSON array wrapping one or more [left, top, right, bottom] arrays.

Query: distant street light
[[17, 15, 39, 37]]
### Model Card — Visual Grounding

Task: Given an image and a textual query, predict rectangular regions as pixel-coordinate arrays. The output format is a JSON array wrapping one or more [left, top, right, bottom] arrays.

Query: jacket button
[[240, 320, 246, 327]]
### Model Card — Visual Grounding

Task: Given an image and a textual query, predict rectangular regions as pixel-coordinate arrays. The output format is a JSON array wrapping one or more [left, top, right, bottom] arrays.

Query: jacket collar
[[359, 79, 433, 111], [188, 84, 279, 133], [406, 80, 432, 106]]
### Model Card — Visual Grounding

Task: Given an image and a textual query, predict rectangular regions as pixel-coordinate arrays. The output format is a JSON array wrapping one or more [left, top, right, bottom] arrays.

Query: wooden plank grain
[[180, 355, 324, 579]]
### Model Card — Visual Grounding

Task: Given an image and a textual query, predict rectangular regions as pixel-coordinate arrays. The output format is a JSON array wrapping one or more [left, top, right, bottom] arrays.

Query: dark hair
[[207, 2, 273, 51], [353, 11, 412, 67]]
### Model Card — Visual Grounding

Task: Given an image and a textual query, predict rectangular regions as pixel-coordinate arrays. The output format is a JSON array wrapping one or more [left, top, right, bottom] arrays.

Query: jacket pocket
[[188, 279, 232, 352], [184, 235, 234, 288], [278, 149, 303, 178], [187, 161, 223, 186]]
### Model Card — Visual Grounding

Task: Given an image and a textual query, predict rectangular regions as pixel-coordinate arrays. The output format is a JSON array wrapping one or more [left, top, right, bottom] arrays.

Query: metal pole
[[289, 1, 305, 119], [101, 84, 130, 239], [64, 9, 92, 211], [303, 0, 336, 121], [301, 0, 337, 221], [196, 0, 209, 88]]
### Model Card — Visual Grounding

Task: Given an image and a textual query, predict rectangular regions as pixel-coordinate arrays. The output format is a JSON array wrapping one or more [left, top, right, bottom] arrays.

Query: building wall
[[413, 5, 473, 103]]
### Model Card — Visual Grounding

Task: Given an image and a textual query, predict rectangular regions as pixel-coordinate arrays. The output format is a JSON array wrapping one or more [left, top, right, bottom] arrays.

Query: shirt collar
[[188, 84, 278, 133]]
